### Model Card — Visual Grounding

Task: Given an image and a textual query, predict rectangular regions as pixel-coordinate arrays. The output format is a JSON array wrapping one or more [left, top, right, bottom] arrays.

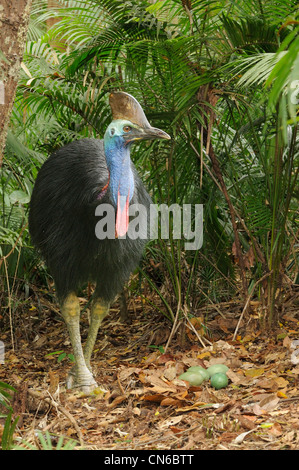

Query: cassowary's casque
[[29, 92, 170, 392]]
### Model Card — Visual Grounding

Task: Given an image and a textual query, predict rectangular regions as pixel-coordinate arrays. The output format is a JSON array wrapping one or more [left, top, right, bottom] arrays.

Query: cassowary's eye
[[123, 125, 132, 133]]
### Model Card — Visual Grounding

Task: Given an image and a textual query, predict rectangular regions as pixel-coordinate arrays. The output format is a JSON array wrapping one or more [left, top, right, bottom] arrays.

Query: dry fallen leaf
[[267, 422, 283, 437], [274, 376, 289, 389], [226, 369, 244, 384], [163, 365, 178, 381], [244, 368, 265, 378], [118, 366, 140, 381], [141, 393, 165, 403], [159, 415, 184, 429], [160, 397, 182, 407], [258, 395, 280, 412], [252, 403, 268, 416], [107, 395, 127, 409], [234, 428, 257, 444]]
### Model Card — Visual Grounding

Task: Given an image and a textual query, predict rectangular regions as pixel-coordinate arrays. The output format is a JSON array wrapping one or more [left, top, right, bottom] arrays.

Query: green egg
[[206, 364, 229, 377], [210, 372, 228, 389], [187, 366, 209, 380], [179, 371, 206, 386]]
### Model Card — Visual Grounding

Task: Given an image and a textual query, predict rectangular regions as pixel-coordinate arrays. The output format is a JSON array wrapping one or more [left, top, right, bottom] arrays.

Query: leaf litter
[[1, 292, 299, 450]]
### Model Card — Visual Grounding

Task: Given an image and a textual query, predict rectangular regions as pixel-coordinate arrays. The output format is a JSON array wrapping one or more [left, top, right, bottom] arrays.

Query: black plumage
[[29, 138, 151, 302]]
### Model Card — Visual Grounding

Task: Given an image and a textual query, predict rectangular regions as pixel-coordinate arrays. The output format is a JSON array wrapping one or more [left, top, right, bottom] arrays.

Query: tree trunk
[[0, 0, 32, 166], [47, 0, 66, 51], [46, 0, 61, 31]]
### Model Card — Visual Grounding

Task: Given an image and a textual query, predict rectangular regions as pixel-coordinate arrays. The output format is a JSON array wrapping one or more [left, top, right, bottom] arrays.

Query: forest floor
[[0, 286, 299, 451]]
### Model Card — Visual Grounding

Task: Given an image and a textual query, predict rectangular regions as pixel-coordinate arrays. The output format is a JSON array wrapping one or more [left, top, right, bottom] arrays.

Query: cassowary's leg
[[83, 298, 110, 371], [60, 293, 97, 392]]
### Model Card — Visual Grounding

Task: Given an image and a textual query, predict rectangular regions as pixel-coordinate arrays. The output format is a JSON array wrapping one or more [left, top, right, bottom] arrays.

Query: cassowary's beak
[[124, 126, 171, 144], [143, 126, 171, 141]]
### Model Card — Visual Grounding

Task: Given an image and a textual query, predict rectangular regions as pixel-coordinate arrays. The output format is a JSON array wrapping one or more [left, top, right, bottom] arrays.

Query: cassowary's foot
[[60, 293, 110, 394], [66, 366, 98, 394]]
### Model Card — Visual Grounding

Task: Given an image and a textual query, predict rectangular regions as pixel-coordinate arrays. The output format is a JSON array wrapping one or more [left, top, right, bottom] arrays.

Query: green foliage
[[13, 430, 78, 450], [0, 381, 15, 410], [1, 410, 19, 450], [0, 382, 18, 451], [45, 350, 75, 363]]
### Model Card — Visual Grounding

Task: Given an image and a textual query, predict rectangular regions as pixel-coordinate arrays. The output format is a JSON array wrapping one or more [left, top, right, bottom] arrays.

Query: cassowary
[[29, 92, 170, 392]]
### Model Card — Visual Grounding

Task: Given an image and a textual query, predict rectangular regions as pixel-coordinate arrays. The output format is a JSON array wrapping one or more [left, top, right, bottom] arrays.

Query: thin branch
[[233, 270, 273, 340], [182, 305, 212, 347]]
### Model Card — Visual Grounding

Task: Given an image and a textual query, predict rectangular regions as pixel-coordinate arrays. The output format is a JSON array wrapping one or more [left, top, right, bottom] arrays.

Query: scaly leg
[[83, 298, 110, 371], [60, 293, 97, 393]]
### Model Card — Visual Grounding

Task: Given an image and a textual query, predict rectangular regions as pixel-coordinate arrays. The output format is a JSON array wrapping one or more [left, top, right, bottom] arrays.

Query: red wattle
[[116, 192, 130, 237]]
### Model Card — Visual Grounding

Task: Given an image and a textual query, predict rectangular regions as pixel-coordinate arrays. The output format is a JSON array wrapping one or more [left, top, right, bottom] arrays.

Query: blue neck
[[104, 135, 134, 207]]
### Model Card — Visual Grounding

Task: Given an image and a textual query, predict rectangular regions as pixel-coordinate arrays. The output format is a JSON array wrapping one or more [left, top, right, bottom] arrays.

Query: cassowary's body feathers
[[29, 138, 151, 302]]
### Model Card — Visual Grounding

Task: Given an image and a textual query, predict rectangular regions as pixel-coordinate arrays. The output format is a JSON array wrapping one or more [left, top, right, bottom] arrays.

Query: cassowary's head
[[103, 92, 170, 238], [105, 118, 170, 144], [105, 92, 170, 145]]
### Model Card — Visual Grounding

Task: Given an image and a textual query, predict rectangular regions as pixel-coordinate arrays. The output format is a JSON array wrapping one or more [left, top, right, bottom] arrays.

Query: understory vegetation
[[1, 0, 298, 341]]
